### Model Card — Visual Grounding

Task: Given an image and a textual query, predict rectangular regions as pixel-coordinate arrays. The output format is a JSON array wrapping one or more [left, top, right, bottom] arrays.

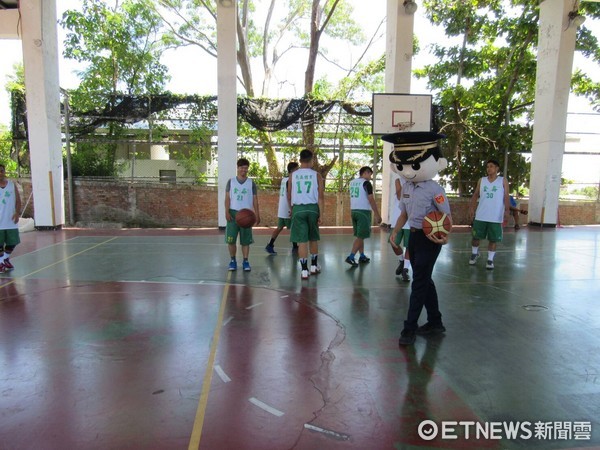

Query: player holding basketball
[[345, 166, 382, 266], [384, 132, 452, 346], [225, 158, 261, 272], [468, 159, 510, 270], [288, 149, 324, 280], [265, 162, 299, 255]]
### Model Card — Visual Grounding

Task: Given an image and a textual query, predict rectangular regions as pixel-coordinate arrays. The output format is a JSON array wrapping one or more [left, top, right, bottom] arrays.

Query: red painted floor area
[[1, 226, 599, 449]]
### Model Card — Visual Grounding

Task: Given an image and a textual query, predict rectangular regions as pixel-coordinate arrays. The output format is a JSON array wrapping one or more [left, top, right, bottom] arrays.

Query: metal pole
[[61, 88, 75, 225]]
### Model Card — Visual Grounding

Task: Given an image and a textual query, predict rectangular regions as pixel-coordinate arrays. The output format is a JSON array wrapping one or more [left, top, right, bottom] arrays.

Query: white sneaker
[[301, 269, 309, 279], [310, 264, 321, 274], [486, 260, 494, 270], [469, 254, 479, 265]]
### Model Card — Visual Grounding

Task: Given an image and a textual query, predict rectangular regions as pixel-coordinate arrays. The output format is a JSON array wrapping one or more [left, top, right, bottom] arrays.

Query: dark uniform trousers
[[405, 228, 443, 330]]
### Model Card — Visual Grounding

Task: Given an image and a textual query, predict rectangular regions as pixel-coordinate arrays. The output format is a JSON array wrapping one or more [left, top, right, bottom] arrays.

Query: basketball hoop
[[394, 122, 415, 131]]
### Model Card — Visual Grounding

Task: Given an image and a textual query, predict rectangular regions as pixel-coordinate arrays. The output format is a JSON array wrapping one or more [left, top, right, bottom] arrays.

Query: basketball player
[[0, 163, 22, 273], [265, 162, 299, 254], [468, 159, 510, 270]]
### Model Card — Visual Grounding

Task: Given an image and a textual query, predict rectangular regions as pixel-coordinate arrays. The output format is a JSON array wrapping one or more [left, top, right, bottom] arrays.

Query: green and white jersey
[[227, 177, 255, 211], [349, 177, 372, 210], [277, 177, 291, 218], [291, 168, 318, 205], [475, 176, 505, 223], [0, 180, 18, 230]]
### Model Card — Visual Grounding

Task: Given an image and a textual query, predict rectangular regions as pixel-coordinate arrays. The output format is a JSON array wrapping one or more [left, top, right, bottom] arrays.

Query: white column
[[382, 0, 414, 225], [217, 0, 237, 228], [20, 0, 63, 227], [529, 0, 577, 226]]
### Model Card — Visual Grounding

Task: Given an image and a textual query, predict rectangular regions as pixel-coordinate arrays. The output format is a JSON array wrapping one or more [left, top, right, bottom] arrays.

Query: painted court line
[[187, 273, 231, 450], [214, 365, 231, 383], [245, 302, 263, 310], [248, 397, 284, 417], [304, 423, 351, 441]]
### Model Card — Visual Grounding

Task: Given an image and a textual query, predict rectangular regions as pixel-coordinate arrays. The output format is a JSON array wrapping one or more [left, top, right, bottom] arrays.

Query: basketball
[[422, 211, 451, 239], [235, 208, 256, 228]]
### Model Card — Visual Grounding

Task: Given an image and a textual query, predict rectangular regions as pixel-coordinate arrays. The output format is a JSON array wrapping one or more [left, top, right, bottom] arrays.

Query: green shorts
[[225, 209, 254, 246], [0, 229, 20, 247], [351, 210, 372, 239], [290, 204, 320, 243], [277, 217, 292, 229], [390, 228, 410, 248], [472, 219, 503, 243]]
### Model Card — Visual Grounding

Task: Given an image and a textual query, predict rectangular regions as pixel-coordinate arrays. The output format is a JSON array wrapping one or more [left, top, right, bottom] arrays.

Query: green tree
[[60, 0, 169, 174], [417, 0, 599, 197], [153, 0, 367, 181], [4, 62, 26, 172]]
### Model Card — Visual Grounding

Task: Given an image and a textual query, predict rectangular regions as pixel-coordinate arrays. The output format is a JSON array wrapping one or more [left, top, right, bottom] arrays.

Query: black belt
[[410, 227, 422, 233]]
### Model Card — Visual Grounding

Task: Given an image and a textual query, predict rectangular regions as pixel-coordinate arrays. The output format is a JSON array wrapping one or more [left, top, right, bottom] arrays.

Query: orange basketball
[[422, 211, 451, 239], [235, 209, 256, 228]]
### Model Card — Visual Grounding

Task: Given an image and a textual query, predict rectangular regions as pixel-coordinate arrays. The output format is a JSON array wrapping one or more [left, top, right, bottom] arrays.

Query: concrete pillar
[[529, 0, 578, 226], [150, 145, 169, 160], [217, 0, 237, 228], [382, 0, 414, 225], [20, 0, 64, 227]]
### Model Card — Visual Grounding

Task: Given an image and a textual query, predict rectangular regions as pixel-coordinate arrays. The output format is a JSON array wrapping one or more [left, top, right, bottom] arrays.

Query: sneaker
[[398, 329, 416, 346], [345, 256, 358, 267], [514, 224, 520, 230], [265, 244, 277, 255], [228, 260, 237, 271], [310, 264, 321, 274], [3, 258, 13, 271], [469, 254, 480, 265], [358, 255, 370, 263], [0, 262, 6, 274], [243, 260, 251, 272], [486, 260, 494, 270], [416, 322, 446, 336], [301, 269, 309, 280], [395, 260, 405, 276], [401, 268, 410, 282]]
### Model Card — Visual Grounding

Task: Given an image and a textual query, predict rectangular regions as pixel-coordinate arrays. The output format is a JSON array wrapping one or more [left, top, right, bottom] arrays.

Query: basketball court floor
[[1, 225, 599, 449]]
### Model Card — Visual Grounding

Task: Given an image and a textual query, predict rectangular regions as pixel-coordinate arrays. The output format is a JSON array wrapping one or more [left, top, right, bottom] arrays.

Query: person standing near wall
[[468, 159, 510, 270], [225, 158, 260, 272], [265, 162, 299, 255], [288, 149, 324, 280], [0, 163, 22, 273], [345, 166, 382, 266]]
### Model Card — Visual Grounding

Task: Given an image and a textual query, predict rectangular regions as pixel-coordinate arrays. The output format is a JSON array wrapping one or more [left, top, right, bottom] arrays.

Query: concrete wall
[[18, 179, 600, 228]]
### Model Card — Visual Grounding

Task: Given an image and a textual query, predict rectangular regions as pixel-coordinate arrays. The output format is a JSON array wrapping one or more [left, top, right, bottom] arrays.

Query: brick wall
[[18, 179, 600, 227]]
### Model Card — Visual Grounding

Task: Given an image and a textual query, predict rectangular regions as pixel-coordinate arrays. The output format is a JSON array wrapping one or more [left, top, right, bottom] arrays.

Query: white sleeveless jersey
[[349, 178, 372, 210], [277, 177, 291, 218], [0, 180, 18, 230], [475, 176, 505, 223], [390, 176, 410, 229], [228, 177, 255, 211], [291, 168, 319, 205]]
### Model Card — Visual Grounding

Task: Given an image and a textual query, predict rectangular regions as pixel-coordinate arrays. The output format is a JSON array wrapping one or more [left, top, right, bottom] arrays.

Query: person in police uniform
[[384, 131, 452, 346]]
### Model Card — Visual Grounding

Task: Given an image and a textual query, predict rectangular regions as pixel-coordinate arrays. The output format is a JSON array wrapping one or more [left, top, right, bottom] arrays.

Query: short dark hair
[[299, 149, 313, 163], [486, 159, 500, 168], [359, 166, 372, 176], [287, 162, 299, 173], [237, 158, 250, 167]]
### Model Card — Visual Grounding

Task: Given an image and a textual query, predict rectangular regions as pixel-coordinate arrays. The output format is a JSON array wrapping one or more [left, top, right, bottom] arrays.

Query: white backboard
[[372, 93, 432, 135]]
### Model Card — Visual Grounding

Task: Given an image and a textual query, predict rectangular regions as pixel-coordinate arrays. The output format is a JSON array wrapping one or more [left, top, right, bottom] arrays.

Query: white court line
[[304, 423, 351, 441], [214, 365, 231, 383], [245, 302, 263, 310], [222, 316, 234, 326], [248, 397, 284, 417], [280, 295, 289, 298]]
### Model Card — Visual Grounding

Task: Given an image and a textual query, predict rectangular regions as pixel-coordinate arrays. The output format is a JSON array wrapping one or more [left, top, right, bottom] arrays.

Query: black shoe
[[401, 268, 410, 282], [345, 256, 358, 267], [416, 322, 446, 336], [398, 329, 416, 346], [395, 260, 404, 275], [358, 255, 370, 263]]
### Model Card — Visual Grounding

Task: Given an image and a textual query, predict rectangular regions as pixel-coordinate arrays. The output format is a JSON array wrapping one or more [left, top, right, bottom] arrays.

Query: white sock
[[488, 251, 495, 261], [398, 255, 404, 262], [471, 247, 479, 255], [404, 260, 411, 270]]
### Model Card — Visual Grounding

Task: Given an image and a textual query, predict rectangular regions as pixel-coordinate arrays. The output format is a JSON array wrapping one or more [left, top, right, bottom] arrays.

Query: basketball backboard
[[372, 93, 432, 135]]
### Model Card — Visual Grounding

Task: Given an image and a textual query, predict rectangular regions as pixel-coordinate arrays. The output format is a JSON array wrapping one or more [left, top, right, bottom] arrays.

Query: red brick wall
[[17, 179, 600, 227]]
